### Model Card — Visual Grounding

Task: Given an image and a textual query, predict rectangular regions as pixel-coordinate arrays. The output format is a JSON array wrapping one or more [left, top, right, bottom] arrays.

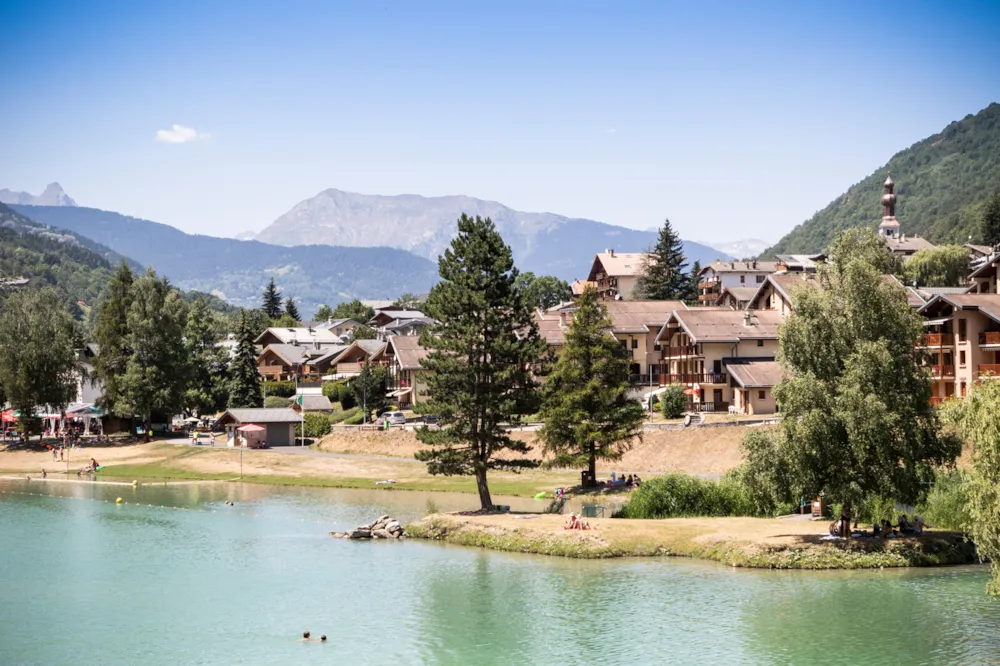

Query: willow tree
[[942, 381, 1000, 595], [537, 287, 644, 485], [743, 229, 958, 533], [415, 214, 545, 510]]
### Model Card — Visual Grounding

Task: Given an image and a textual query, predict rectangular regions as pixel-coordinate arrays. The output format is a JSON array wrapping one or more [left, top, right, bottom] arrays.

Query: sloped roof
[[965, 244, 993, 256], [747, 272, 822, 309], [587, 252, 650, 280], [886, 236, 936, 253], [918, 293, 1000, 323], [254, 327, 343, 346], [258, 344, 311, 365], [289, 395, 333, 411], [603, 300, 687, 332], [218, 408, 301, 425], [387, 335, 431, 370], [715, 286, 758, 305], [700, 260, 778, 275], [725, 361, 783, 388], [307, 344, 349, 366], [659, 309, 783, 343], [571, 280, 596, 295]]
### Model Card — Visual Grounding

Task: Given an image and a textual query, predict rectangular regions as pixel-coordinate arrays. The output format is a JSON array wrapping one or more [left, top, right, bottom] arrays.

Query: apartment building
[[653, 309, 783, 412], [918, 293, 1000, 403], [696, 260, 778, 305]]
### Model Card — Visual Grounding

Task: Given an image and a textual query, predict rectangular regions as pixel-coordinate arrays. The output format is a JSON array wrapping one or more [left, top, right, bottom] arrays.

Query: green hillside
[[764, 102, 1000, 257]]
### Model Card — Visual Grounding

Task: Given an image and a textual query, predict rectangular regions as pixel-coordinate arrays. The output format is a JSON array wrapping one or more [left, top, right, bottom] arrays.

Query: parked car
[[381, 411, 407, 426], [422, 415, 439, 425]]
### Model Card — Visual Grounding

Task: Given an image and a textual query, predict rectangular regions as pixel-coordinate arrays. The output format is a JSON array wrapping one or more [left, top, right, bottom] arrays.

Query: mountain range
[[764, 102, 1000, 257], [254, 189, 731, 277], [0, 182, 77, 207]]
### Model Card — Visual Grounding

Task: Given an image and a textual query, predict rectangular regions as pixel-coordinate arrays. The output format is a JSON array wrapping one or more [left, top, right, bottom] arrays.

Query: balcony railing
[[662, 345, 700, 357], [919, 333, 954, 346], [980, 332, 1000, 346], [258, 366, 285, 378], [929, 397, 945, 406], [659, 373, 728, 385], [929, 365, 956, 378], [978, 364, 1000, 378], [694, 401, 729, 413]]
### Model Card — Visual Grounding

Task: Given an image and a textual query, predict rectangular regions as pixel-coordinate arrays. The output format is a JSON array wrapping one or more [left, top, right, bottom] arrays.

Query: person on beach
[[610, 471, 617, 483], [210, 434, 216, 447], [89, 458, 99, 472], [564, 514, 580, 530], [52, 447, 58, 461], [58, 447, 64, 461]]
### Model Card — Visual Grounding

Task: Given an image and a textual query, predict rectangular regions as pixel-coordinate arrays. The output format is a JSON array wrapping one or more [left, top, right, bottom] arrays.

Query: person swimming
[[302, 631, 311, 641], [320, 635, 327, 643]]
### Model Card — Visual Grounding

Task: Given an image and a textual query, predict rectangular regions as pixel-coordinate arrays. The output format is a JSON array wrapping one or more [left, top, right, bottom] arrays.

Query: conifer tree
[[538, 287, 645, 485], [685, 260, 702, 302], [634, 218, 688, 300], [980, 189, 1000, 248], [93, 260, 135, 417], [283, 296, 300, 322], [228, 309, 263, 409], [184, 297, 229, 416], [261, 278, 282, 320], [415, 214, 546, 510]]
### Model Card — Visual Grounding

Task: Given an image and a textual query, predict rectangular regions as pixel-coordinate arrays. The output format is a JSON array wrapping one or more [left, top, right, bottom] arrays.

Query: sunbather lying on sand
[[563, 513, 599, 530]]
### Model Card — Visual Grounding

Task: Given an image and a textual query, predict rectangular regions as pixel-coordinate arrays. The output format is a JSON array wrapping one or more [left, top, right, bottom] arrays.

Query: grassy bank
[[407, 514, 978, 569]]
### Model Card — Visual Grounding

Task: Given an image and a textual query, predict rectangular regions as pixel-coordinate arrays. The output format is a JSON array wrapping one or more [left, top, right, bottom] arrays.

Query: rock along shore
[[331, 515, 407, 540]]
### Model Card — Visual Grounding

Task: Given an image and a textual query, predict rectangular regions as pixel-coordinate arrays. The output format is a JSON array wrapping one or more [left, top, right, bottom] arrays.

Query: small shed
[[216, 408, 301, 448]]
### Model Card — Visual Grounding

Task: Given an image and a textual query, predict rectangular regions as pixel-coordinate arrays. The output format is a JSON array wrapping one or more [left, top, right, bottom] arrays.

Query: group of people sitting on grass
[[829, 513, 928, 538], [563, 513, 598, 530], [608, 472, 642, 488]]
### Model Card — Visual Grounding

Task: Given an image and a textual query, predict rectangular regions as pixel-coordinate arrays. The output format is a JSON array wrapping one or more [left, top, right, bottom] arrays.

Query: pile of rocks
[[331, 515, 406, 540]]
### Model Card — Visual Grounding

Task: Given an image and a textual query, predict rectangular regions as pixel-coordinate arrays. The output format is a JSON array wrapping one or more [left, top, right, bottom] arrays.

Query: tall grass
[[614, 468, 792, 519]]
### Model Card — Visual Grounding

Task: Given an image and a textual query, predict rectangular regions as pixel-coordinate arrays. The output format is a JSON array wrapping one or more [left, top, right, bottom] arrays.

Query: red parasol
[[1, 410, 17, 423], [236, 424, 265, 432], [682, 388, 697, 396]]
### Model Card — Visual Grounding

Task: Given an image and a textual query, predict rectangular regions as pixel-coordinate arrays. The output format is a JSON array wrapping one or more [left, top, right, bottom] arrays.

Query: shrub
[[916, 469, 971, 532], [660, 384, 687, 419], [615, 468, 792, 519], [338, 383, 356, 410], [264, 395, 290, 409], [263, 380, 296, 398], [329, 407, 361, 424], [342, 411, 364, 425], [321, 381, 341, 401], [295, 412, 332, 439]]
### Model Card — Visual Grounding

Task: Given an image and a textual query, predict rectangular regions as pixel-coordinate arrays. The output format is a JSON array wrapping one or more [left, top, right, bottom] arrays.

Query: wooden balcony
[[257, 365, 286, 379], [979, 332, 1000, 346], [695, 401, 729, 413], [919, 333, 954, 346], [658, 372, 728, 385], [929, 365, 956, 378], [978, 364, 1000, 378], [662, 345, 700, 357], [929, 396, 945, 406]]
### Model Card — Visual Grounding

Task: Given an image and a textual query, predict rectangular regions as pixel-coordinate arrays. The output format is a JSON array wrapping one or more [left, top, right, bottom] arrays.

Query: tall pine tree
[[981, 189, 1000, 248], [633, 218, 688, 300], [283, 296, 300, 322], [537, 287, 645, 485], [684, 260, 702, 302], [261, 278, 282, 320], [228, 309, 263, 409], [415, 214, 545, 510], [184, 297, 230, 416], [93, 260, 135, 417]]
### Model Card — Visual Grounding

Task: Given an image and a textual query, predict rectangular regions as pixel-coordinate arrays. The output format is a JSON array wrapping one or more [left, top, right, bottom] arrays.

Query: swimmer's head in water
[[303, 631, 310, 639], [321, 636, 327, 642]]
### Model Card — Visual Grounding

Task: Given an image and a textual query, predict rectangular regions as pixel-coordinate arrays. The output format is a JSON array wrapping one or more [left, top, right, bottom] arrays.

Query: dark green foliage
[[228, 310, 263, 409], [744, 229, 961, 518], [827, 227, 902, 277], [765, 103, 1000, 256], [313, 304, 334, 321], [392, 292, 423, 309], [660, 384, 688, 419], [264, 395, 289, 408], [341, 410, 364, 425], [683, 260, 701, 302], [348, 324, 377, 342], [263, 380, 296, 398], [338, 383, 356, 410], [295, 412, 332, 439], [416, 214, 546, 510], [261, 278, 282, 319], [538, 287, 645, 482], [615, 469, 792, 519], [902, 245, 970, 287], [980, 189, 1000, 248], [321, 381, 340, 401], [350, 361, 388, 422], [274, 313, 299, 328], [283, 296, 300, 322], [93, 261, 135, 416], [183, 297, 230, 416], [515, 272, 573, 310], [915, 470, 971, 532], [329, 406, 361, 424], [332, 299, 375, 322], [0, 288, 80, 434], [634, 218, 688, 300]]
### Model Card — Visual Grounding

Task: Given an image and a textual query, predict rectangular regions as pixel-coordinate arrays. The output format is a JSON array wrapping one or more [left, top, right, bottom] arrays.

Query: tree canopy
[[633, 218, 688, 300], [283, 296, 300, 322], [902, 245, 971, 287], [744, 228, 960, 528], [261, 278, 282, 320], [515, 272, 572, 310], [348, 324, 377, 342], [415, 214, 545, 510], [183, 297, 230, 416], [350, 360, 388, 423], [391, 292, 423, 309], [538, 287, 644, 484], [332, 299, 375, 323], [93, 261, 135, 417], [312, 304, 334, 322], [980, 188, 1000, 249], [228, 310, 263, 409]]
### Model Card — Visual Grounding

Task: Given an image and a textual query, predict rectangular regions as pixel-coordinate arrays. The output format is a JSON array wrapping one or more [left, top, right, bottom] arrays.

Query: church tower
[[878, 174, 900, 239]]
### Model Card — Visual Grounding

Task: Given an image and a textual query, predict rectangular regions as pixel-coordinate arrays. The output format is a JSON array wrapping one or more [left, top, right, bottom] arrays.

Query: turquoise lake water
[[1, 478, 999, 665]]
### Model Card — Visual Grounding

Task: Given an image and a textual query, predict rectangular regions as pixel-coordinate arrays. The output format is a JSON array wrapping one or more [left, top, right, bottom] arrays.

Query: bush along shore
[[406, 514, 979, 569]]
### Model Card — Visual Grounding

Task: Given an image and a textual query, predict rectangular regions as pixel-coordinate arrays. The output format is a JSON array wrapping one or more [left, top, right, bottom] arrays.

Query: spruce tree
[[228, 309, 263, 409], [261, 278, 282, 320], [93, 260, 135, 417], [537, 287, 645, 485], [981, 189, 1000, 248], [634, 218, 688, 300], [415, 214, 546, 510], [184, 297, 229, 416], [685, 260, 702, 302], [283, 296, 300, 322]]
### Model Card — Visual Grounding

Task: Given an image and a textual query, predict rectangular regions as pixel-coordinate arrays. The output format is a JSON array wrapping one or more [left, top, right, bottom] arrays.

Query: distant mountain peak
[[0, 182, 77, 207]]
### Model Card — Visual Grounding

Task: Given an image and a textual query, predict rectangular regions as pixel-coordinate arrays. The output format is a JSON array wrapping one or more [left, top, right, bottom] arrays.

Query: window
[[756, 275, 766, 284], [758, 390, 766, 400], [961, 383, 967, 397], [740, 275, 746, 284], [631, 339, 638, 349], [619, 339, 627, 349], [757, 339, 764, 347], [960, 350, 966, 366], [959, 318, 967, 342], [653, 343, 661, 351]]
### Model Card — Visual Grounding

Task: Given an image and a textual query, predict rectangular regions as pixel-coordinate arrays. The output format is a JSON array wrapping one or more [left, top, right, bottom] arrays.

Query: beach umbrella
[[682, 388, 697, 396], [236, 424, 265, 432], [1, 410, 17, 423], [184, 416, 201, 423]]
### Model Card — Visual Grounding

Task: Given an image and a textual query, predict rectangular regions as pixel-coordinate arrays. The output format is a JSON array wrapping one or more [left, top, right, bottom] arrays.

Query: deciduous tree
[[538, 288, 644, 485], [902, 245, 970, 287], [348, 324, 377, 342], [332, 299, 375, 322], [350, 360, 388, 422], [634, 218, 688, 300], [515, 272, 573, 310], [183, 297, 230, 416], [415, 214, 545, 510], [228, 310, 263, 409], [313, 304, 334, 321], [392, 292, 423, 309]]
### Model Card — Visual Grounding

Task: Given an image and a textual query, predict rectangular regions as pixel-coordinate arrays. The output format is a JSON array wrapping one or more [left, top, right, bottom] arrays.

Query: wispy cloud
[[155, 124, 211, 144]]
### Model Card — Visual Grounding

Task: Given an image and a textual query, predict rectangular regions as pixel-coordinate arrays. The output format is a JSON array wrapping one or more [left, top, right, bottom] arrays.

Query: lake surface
[[2, 479, 999, 665]]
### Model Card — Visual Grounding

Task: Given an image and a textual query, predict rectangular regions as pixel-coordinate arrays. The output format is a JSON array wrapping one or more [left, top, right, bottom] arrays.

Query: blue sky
[[1, 1, 998, 243]]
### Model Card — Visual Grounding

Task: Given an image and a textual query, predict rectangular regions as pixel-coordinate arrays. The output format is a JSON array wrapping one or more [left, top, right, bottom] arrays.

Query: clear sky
[[1, 1, 998, 243]]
